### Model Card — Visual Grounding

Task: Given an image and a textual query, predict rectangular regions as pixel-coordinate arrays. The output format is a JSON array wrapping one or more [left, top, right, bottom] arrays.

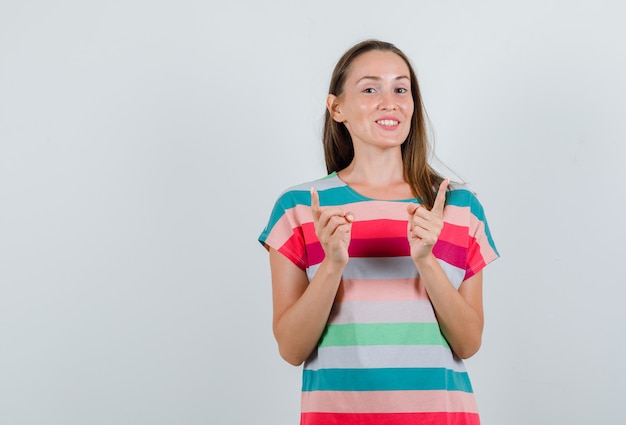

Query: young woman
[[259, 39, 499, 425]]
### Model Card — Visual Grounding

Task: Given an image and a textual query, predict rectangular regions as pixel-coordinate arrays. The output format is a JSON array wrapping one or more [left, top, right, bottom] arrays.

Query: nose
[[379, 91, 396, 111]]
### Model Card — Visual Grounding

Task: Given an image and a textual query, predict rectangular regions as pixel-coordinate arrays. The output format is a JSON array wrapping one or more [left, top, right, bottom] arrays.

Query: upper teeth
[[378, 120, 398, 126]]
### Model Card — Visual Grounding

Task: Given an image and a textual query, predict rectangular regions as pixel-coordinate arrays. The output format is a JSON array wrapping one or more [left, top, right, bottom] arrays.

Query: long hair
[[323, 39, 444, 208]]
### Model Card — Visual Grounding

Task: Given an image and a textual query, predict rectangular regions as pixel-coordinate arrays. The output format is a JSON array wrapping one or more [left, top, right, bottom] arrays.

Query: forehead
[[346, 50, 410, 81]]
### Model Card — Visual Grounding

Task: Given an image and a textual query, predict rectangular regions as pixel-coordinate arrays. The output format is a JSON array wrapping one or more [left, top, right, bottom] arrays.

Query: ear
[[326, 94, 345, 123]]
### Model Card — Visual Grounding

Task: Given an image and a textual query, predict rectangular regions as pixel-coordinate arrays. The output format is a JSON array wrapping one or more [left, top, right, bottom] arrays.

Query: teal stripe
[[447, 189, 488, 222], [318, 323, 449, 348], [321, 186, 366, 206], [259, 190, 308, 243], [302, 367, 474, 392], [260, 187, 348, 241]]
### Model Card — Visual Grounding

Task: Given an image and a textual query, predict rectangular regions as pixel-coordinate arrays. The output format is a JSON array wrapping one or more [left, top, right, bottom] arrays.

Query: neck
[[339, 147, 405, 186], [337, 147, 413, 200]]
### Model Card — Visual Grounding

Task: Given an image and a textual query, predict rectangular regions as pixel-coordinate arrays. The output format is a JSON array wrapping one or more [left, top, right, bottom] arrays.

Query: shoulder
[[446, 183, 486, 214], [283, 172, 344, 193], [260, 175, 338, 248], [274, 173, 345, 207], [443, 182, 497, 230]]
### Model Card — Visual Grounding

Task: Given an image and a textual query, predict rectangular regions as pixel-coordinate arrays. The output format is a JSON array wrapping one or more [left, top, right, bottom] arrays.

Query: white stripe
[[305, 345, 466, 372], [344, 257, 418, 280], [308, 258, 465, 288], [439, 259, 466, 289]]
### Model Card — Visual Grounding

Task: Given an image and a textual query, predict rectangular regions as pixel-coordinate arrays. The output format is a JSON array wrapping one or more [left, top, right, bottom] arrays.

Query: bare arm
[[269, 188, 354, 366], [407, 180, 484, 359], [270, 249, 344, 365], [412, 257, 484, 359]]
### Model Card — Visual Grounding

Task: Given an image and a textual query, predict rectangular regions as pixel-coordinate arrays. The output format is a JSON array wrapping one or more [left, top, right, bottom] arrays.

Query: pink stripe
[[337, 278, 427, 302], [327, 202, 472, 228], [279, 231, 307, 270], [443, 205, 471, 227], [266, 203, 496, 272], [302, 221, 316, 240], [352, 219, 407, 238], [274, 200, 409, 234], [471, 215, 499, 265], [349, 237, 409, 258], [433, 239, 466, 270], [464, 215, 498, 279], [267, 203, 471, 250], [306, 240, 324, 266], [302, 390, 478, 413], [439, 222, 468, 246], [465, 235, 486, 280], [339, 201, 412, 221], [301, 411, 480, 425], [264, 204, 312, 249]]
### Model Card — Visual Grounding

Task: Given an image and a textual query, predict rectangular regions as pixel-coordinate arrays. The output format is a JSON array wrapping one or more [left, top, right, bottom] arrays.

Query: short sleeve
[[258, 189, 312, 270], [464, 192, 499, 280]]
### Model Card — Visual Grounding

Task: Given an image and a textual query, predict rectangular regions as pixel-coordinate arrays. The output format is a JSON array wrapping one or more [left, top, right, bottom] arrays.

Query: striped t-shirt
[[259, 172, 499, 425]]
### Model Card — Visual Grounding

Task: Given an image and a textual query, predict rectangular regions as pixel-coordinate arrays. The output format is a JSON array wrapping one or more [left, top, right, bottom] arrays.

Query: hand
[[311, 188, 354, 266], [407, 179, 449, 261]]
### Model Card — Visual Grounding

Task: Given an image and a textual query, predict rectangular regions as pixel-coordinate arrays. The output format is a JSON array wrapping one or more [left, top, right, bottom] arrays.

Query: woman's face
[[329, 50, 414, 152]]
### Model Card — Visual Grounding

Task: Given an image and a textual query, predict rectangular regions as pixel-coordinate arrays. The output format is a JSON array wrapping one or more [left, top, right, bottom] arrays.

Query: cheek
[[402, 101, 415, 116]]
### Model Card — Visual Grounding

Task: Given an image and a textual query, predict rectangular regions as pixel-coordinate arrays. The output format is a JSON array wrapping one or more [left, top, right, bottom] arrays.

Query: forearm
[[273, 259, 344, 366], [414, 254, 484, 359]]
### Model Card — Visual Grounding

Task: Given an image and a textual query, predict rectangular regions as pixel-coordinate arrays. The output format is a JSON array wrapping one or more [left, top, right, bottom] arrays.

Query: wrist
[[412, 252, 439, 270], [317, 256, 347, 277]]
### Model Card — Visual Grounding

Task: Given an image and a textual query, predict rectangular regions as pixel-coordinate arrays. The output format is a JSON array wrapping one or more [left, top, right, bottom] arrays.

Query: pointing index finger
[[310, 187, 321, 219], [432, 179, 449, 215]]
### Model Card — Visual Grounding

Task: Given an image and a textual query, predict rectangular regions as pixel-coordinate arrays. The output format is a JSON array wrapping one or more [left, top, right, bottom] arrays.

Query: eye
[[363, 87, 376, 94], [396, 87, 409, 94]]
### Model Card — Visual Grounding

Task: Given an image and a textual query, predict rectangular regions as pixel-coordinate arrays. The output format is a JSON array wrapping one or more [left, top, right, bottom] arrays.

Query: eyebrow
[[357, 75, 411, 83]]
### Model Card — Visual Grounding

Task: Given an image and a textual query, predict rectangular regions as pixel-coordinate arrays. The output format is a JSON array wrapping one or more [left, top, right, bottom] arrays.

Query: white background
[[1, 1, 625, 424]]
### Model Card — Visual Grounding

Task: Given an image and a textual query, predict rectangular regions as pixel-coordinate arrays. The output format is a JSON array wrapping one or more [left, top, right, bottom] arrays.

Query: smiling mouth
[[376, 119, 399, 126]]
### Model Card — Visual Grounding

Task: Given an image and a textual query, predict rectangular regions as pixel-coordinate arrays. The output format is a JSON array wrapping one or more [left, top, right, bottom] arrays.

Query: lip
[[375, 116, 401, 129]]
